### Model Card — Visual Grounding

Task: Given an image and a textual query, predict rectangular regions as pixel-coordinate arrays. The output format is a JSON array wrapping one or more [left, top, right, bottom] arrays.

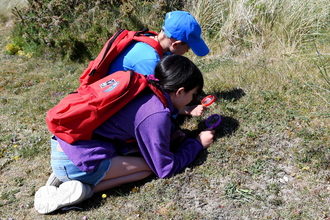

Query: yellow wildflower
[[302, 166, 309, 170], [17, 50, 25, 56], [26, 52, 33, 58], [6, 44, 20, 54]]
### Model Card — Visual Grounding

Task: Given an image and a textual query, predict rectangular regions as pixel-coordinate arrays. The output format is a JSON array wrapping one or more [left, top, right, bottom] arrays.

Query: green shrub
[[11, 0, 184, 62]]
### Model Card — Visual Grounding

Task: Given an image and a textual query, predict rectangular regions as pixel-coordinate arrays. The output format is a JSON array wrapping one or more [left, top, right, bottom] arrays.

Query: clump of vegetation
[[5, 43, 21, 55], [185, 0, 330, 56], [10, 0, 184, 62]]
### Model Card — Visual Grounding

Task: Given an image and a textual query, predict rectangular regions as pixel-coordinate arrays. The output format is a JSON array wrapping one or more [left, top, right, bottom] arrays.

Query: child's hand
[[179, 104, 206, 116], [195, 128, 215, 149]]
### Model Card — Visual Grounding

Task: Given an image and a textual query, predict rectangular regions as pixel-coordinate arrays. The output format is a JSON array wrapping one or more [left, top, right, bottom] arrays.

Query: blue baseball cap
[[162, 11, 209, 56]]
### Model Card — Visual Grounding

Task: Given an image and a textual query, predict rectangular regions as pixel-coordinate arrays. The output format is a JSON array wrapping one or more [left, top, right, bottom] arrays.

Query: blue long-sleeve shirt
[[56, 91, 203, 178]]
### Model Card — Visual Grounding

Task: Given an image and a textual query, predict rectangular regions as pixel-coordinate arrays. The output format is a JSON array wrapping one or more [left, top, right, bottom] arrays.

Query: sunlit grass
[[0, 0, 329, 219]]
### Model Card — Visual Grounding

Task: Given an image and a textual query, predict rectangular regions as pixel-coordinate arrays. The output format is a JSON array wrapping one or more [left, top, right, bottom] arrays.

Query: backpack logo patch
[[100, 79, 119, 92], [103, 80, 119, 92], [100, 79, 116, 88]]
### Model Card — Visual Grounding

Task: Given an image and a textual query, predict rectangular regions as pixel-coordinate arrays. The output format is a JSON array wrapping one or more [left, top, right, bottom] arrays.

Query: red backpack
[[46, 29, 165, 144], [46, 70, 167, 144], [79, 28, 163, 89]]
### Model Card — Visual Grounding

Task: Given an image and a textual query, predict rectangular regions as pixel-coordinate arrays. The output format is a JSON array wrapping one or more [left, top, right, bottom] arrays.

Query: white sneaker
[[46, 172, 63, 187], [34, 180, 93, 214]]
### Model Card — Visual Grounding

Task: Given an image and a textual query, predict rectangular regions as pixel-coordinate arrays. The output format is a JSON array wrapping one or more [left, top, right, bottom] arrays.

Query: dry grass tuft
[[186, 0, 330, 56]]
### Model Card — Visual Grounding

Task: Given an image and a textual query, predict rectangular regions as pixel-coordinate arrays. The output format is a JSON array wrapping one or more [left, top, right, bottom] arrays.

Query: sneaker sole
[[34, 181, 86, 214]]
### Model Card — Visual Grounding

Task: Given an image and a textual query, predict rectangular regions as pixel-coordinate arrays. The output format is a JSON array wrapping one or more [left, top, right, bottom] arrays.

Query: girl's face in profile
[[171, 86, 199, 110]]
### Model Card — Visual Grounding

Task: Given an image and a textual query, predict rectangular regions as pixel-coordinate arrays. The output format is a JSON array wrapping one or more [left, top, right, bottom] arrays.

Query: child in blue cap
[[108, 10, 210, 117]]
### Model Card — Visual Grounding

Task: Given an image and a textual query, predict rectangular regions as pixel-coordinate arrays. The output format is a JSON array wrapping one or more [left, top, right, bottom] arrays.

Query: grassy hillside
[[0, 0, 329, 219]]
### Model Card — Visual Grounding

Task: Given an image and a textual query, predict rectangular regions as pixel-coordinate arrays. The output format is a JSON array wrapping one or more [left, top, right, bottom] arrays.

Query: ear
[[171, 40, 183, 49], [174, 87, 185, 97]]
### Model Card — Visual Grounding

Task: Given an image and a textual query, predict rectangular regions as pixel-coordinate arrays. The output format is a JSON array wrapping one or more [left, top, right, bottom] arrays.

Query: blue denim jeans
[[50, 137, 111, 186]]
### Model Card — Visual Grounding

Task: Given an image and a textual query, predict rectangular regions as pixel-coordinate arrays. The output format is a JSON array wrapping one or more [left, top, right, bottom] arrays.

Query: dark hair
[[154, 54, 204, 96]]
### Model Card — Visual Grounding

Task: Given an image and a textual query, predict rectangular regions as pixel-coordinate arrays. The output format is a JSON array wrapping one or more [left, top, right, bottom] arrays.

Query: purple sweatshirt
[[56, 91, 203, 178]]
